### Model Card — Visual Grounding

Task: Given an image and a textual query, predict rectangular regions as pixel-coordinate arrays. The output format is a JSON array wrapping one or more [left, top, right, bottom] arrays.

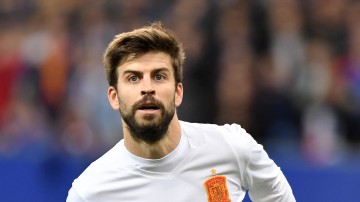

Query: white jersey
[[67, 121, 295, 202]]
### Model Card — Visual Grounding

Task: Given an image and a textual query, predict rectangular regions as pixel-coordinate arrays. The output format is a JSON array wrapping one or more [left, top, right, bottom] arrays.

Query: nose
[[140, 75, 155, 96], [140, 77, 155, 96], [141, 90, 155, 96]]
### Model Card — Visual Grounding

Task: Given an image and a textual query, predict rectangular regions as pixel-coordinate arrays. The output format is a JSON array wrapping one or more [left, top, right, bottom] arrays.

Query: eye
[[129, 75, 138, 82], [155, 74, 165, 81]]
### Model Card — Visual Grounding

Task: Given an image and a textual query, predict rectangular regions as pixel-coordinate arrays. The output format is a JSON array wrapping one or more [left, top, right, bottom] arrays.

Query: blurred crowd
[[1, 0, 360, 166]]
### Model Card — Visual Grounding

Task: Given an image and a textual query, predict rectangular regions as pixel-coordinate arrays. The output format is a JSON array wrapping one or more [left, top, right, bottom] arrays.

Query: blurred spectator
[[305, 0, 348, 55], [215, 0, 254, 132], [0, 27, 23, 127], [331, 0, 360, 147], [250, 0, 304, 145], [296, 38, 343, 165], [169, 0, 219, 123]]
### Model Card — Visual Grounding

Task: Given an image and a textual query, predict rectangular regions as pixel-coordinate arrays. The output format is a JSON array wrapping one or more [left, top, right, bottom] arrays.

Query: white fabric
[[67, 121, 295, 202]]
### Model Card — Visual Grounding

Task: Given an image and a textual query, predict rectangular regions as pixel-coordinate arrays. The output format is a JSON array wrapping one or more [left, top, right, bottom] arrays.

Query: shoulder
[[180, 121, 250, 140], [180, 121, 255, 151], [70, 141, 128, 199], [81, 141, 124, 173], [180, 121, 243, 133]]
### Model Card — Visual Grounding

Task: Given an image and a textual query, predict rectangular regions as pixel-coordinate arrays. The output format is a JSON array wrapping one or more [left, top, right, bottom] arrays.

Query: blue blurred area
[[1, 0, 360, 201], [270, 148, 360, 202], [0, 156, 85, 202]]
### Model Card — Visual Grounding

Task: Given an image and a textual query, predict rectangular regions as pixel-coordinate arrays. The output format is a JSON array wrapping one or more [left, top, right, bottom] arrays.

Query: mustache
[[133, 95, 164, 110]]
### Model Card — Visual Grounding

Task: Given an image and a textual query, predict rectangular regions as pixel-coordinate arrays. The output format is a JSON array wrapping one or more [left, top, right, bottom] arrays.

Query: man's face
[[108, 52, 183, 144]]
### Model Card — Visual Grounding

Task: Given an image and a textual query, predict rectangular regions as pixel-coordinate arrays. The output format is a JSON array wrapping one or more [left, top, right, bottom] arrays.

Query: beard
[[119, 94, 175, 144]]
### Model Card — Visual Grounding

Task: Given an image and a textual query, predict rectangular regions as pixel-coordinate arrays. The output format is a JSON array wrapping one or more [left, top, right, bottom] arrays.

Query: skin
[[107, 51, 184, 159]]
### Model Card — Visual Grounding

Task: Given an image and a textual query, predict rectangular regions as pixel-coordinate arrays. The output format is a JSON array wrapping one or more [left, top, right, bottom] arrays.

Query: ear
[[175, 83, 183, 107], [108, 86, 120, 110]]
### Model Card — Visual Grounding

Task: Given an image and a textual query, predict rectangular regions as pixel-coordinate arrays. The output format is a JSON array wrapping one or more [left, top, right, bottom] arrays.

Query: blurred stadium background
[[1, 0, 360, 201]]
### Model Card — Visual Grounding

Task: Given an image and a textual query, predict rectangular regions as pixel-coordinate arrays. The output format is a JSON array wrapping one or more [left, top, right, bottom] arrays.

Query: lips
[[137, 102, 160, 110], [134, 95, 163, 113]]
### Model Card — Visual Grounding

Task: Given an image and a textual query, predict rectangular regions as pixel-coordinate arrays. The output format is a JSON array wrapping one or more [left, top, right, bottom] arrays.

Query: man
[[67, 22, 295, 202]]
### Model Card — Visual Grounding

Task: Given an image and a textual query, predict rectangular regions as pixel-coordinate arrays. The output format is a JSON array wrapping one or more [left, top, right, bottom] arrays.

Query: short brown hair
[[103, 22, 185, 87]]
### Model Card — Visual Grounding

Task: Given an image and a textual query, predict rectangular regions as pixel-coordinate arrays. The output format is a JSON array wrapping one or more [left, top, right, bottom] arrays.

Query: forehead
[[118, 52, 173, 73]]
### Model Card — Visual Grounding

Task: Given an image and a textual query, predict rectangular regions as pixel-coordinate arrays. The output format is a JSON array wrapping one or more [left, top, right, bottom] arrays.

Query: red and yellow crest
[[204, 175, 231, 202]]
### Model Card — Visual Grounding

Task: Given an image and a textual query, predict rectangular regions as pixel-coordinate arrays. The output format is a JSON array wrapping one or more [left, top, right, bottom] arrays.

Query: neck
[[123, 114, 182, 159]]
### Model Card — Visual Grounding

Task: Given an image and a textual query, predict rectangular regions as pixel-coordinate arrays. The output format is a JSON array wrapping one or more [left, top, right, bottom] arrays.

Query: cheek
[[170, 90, 182, 108], [117, 91, 134, 109], [164, 87, 177, 99]]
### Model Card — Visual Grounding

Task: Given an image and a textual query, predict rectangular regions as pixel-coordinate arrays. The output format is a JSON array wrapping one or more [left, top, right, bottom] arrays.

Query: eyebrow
[[122, 67, 171, 76]]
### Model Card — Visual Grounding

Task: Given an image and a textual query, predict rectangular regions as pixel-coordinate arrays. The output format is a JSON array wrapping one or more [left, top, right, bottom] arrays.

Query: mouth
[[137, 103, 160, 111]]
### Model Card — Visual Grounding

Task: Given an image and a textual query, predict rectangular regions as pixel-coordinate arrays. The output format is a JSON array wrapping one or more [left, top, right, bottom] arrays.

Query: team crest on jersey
[[204, 175, 231, 202]]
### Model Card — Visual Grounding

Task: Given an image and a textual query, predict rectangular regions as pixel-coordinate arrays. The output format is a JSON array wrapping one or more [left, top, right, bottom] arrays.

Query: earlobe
[[108, 86, 120, 110]]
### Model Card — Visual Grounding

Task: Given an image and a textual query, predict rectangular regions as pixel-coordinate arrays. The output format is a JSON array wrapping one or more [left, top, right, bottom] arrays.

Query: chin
[[137, 116, 161, 126]]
